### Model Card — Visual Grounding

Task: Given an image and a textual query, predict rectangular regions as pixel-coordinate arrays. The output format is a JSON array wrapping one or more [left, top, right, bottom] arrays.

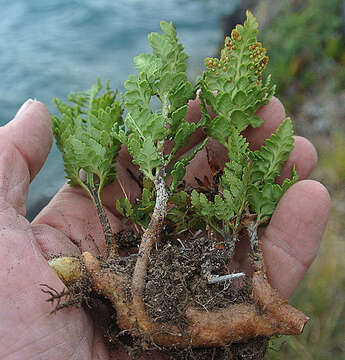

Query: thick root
[[76, 251, 308, 348]]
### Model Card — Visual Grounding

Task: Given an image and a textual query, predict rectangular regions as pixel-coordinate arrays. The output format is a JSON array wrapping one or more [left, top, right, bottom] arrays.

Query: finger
[[33, 145, 142, 256], [262, 180, 331, 298], [3, 100, 52, 181], [179, 96, 287, 185], [183, 138, 227, 186], [184, 134, 318, 188], [278, 136, 318, 182], [33, 184, 124, 256], [243, 96, 286, 149], [101, 146, 143, 212], [31, 223, 81, 259], [182, 96, 286, 153], [173, 98, 205, 156], [41, 145, 143, 217], [0, 100, 52, 215]]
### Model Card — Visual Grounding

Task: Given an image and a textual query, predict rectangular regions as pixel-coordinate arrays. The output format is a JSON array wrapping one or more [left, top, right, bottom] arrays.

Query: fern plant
[[49, 11, 308, 356], [193, 14, 297, 261], [52, 79, 124, 255]]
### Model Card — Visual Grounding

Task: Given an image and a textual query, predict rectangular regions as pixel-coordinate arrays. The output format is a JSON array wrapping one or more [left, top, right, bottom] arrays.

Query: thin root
[[40, 284, 73, 313]]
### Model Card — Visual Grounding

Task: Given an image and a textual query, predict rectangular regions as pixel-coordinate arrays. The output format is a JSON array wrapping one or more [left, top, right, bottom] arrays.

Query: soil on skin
[[53, 229, 269, 359]]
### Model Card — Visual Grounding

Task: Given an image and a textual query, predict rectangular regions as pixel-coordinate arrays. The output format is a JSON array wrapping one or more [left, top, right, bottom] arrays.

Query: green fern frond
[[52, 14, 298, 246], [250, 117, 295, 185], [119, 21, 203, 183], [52, 79, 123, 191], [200, 10, 275, 142]]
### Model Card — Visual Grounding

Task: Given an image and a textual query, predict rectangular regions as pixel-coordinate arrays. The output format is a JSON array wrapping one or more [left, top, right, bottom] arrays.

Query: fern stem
[[224, 231, 237, 259], [85, 183, 118, 259], [131, 165, 169, 328], [247, 221, 266, 273]]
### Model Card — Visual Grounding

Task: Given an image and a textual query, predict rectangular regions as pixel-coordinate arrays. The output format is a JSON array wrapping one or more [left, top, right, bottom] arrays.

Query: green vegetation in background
[[259, 0, 345, 110], [318, 134, 345, 186]]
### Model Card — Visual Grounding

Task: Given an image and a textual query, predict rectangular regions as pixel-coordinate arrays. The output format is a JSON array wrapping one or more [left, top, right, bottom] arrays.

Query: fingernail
[[16, 98, 34, 117]]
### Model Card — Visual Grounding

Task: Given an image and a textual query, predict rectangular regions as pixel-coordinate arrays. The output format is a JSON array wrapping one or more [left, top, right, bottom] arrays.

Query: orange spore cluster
[[205, 54, 231, 83], [248, 42, 269, 84], [204, 32, 269, 86]]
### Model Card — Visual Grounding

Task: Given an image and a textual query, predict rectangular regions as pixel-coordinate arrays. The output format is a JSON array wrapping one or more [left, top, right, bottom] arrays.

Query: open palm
[[0, 99, 330, 360]]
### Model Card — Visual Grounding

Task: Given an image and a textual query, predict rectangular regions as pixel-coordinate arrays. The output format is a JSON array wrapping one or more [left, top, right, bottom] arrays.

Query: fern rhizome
[[47, 11, 308, 359]]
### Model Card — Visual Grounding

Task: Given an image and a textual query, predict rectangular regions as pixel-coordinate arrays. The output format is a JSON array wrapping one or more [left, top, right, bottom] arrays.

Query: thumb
[[0, 99, 52, 215]]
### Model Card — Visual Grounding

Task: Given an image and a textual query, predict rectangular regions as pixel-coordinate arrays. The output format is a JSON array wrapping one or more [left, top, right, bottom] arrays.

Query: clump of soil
[[126, 336, 269, 360], [144, 233, 253, 327], [168, 337, 269, 360]]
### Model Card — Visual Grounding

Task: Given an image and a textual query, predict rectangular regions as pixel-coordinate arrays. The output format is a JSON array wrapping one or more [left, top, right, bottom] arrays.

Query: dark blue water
[[0, 0, 238, 218]]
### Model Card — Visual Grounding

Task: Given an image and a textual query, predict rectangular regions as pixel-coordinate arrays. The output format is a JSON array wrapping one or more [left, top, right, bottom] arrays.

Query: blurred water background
[[0, 0, 239, 219]]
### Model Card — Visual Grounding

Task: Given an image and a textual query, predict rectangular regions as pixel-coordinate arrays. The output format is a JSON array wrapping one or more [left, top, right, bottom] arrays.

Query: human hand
[[0, 98, 330, 360], [0, 100, 114, 360]]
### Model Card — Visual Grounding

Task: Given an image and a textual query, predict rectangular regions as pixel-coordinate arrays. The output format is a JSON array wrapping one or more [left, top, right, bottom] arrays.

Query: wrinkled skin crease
[[0, 99, 330, 359]]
